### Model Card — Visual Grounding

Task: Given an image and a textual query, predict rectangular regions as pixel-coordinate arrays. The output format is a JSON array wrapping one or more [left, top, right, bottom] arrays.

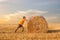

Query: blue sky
[[0, 0, 60, 24]]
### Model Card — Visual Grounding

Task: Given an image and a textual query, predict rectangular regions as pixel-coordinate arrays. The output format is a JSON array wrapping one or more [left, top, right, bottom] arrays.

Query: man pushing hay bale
[[27, 16, 48, 33]]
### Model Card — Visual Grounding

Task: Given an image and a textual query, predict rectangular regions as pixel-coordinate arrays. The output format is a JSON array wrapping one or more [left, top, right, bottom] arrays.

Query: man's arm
[[26, 19, 28, 21]]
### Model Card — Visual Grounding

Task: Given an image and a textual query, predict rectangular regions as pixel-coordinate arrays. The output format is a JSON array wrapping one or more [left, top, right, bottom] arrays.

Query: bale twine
[[27, 16, 48, 33]]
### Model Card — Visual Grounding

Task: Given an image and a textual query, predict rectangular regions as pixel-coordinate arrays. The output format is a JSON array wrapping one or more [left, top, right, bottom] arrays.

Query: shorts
[[18, 24, 22, 27]]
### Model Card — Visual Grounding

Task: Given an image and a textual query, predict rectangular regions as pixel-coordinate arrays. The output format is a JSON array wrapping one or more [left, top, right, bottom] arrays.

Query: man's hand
[[26, 19, 28, 21]]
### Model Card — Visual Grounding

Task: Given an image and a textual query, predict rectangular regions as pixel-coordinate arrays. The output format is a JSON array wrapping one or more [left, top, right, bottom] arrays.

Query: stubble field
[[0, 24, 60, 40]]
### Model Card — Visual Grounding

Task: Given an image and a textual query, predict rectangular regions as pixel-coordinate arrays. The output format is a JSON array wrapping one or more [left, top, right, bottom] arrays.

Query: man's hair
[[23, 16, 26, 18]]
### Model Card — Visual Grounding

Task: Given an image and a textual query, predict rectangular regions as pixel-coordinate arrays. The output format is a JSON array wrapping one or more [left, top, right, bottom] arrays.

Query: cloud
[[33, 0, 60, 6], [0, 0, 23, 3], [10, 9, 48, 19], [46, 16, 57, 20], [44, 16, 58, 23], [0, 9, 48, 24], [0, 0, 7, 2]]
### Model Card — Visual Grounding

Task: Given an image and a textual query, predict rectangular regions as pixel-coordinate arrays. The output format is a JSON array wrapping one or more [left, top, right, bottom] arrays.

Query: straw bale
[[27, 16, 48, 33]]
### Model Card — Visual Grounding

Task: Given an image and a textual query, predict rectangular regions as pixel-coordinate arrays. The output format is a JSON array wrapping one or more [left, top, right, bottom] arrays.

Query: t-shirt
[[19, 19, 25, 25]]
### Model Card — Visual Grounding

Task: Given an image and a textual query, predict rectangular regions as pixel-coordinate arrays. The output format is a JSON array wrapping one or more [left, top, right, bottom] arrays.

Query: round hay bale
[[27, 16, 48, 33]]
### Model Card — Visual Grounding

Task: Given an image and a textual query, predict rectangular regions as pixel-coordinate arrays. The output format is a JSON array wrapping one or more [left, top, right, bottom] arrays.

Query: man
[[15, 16, 26, 32]]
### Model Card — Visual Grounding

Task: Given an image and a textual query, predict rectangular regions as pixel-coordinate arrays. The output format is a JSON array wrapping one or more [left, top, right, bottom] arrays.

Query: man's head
[[23, 16, 26, 19]]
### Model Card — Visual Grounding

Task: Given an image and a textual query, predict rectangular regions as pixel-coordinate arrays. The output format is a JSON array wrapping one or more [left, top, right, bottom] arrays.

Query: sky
[[0, 0, 60, 29]]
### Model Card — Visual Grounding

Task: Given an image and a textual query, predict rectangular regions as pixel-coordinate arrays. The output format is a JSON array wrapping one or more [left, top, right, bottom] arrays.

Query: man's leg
[[22, 27, 24, 32], [15, 26, 20, 33]]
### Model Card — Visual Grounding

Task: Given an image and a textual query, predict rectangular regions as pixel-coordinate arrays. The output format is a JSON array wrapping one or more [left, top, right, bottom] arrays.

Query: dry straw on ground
[[27, 16, 48, 33]]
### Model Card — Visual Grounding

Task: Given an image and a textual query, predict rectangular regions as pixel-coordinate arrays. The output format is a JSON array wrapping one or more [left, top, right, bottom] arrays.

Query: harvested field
[[0, 32, 60, 40], [0, 24, 60, 40]]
